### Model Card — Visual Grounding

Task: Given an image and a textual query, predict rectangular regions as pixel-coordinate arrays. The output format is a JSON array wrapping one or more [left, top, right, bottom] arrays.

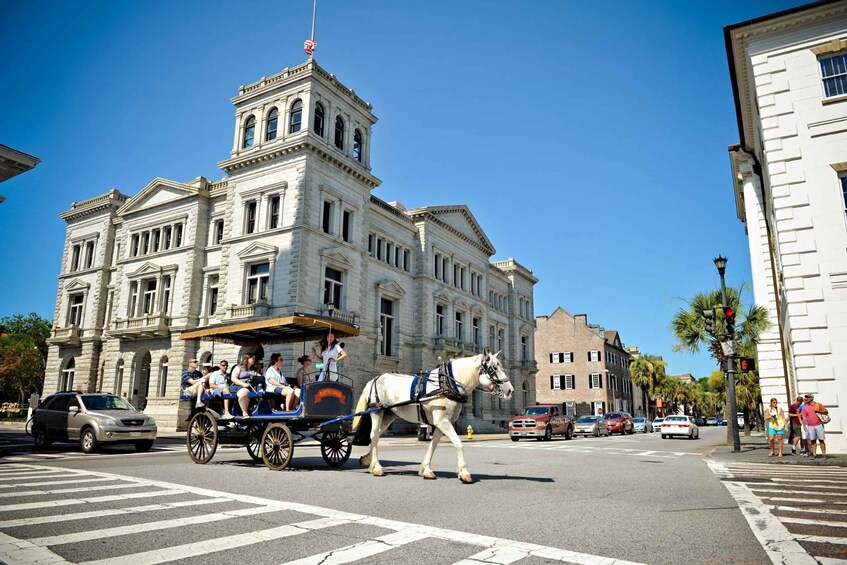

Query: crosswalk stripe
[[815, 557, 847, 564], [747, 486, 847, 496], [782, 517, 847, 528], [453, 546, 528, 565], [79, 517, 347, 565], [768, 505, 847, 516], [279, 529, 429, 565], [30, 504, 285, 546], [0, 531, 71, 565], [796, 535, 847, 545], [0, 477, 115, 489], [0, 470, 70, 481], [0, 481, 142, 499], [0, 488, 184, 512], [0, 497, 234, 528], [773, 478, 847, 485], [766, 496, 847, 504]]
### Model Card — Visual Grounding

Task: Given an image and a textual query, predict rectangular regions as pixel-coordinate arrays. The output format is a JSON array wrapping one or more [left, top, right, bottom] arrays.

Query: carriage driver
[[265, 353, 299, 410]]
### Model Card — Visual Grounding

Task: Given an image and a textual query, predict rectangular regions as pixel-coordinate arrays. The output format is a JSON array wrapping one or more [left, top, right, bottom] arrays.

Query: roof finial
[[304, 0, 317, 58]]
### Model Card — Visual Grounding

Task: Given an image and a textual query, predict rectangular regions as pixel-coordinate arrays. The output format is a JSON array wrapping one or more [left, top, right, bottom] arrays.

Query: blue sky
[[0, 0, 807, 378]]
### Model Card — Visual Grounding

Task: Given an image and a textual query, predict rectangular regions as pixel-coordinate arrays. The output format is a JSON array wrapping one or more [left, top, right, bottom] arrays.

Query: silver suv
[[31, 392, 157, 453]]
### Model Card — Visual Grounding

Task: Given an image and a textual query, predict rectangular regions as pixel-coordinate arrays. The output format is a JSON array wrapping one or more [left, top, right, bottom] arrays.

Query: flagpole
[[305, 0, 318, 58], [311, 0, 317, 42]]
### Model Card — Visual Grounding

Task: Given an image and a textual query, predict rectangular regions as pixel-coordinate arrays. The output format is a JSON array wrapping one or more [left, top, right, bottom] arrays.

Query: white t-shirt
[[320, 343, 344, 382]]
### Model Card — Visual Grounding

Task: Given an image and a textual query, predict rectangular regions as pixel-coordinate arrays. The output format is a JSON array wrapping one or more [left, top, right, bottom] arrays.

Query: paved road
[[0, 426, 840, 564]]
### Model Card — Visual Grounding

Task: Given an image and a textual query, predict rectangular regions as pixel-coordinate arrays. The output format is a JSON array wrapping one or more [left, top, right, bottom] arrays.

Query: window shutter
[[549, 353, 554, 363], [599, 374, 603, 389], [588, 352, 591, 362], [550, 375, 554, 389], [588, 375, 593, 389]]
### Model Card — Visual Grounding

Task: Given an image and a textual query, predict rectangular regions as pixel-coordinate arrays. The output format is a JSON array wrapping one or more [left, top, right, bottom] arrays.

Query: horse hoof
[[459, 473, 473, 484], [371, 467, 385, 477], [359, 455, 371, 467], [422, 470, 436, 480]]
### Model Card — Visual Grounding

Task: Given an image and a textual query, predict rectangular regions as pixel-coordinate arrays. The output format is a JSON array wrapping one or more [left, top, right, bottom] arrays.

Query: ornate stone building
[[45, 59, 537, 431]]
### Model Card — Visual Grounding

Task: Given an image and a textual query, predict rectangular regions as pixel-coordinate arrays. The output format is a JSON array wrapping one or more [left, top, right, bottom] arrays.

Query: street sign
[[720, 340, 738, 357]]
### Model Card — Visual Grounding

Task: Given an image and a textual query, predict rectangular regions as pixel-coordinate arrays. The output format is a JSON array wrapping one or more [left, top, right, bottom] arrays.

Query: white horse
[[351, 350, 513, 483]]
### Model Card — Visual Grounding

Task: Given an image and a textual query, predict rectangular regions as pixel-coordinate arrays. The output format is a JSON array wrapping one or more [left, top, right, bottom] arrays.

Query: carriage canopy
[[179, 313, 359, 346]]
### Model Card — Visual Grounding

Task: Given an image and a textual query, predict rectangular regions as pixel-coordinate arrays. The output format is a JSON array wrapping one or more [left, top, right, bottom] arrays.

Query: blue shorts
[[768, 427, 785, 436], [210, 387, 227, 397], [228, 384, 245, 394]]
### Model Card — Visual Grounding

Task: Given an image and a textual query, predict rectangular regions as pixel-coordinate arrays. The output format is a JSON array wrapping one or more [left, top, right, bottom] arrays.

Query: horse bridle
[[479, 357, 509, 396]]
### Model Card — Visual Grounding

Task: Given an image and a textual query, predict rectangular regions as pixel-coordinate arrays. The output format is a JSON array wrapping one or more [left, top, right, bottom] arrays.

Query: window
[[61, 358, 75, 391], [551, 375, 562, 390], [128, 282, 139, 316], [141, 232, 150, 255], [314, 103, 325, 137], [265, 108, 278, 141], [163, 226, 172, 250], [565, 402, 575, 416], [268, 196, 281, 229], [386, 243, 393, 265], [130, 235, 139, 257], [84, 241, 95, 269], [842, 175, 847, 214], [289, 100, 302, 133], [245, 201, 257, 234], [174, 224, 183, 247], [214, 219, 224, 245], [434, 253, 441, 279], [403, 250, 410, 272], [68, 293, 84, 326], [71, 244, 81, 271], [821, 53, 847, 98], [242, 115, 256, 148], [207, 275, 219, 316], [497, 328, 504, 353], [590, 373, 602, 389], [472, 317, 480, 346], [564, 375, 575, 390], [376, 237, 384, 260], [160, 275, 172, 314], [489, 325, 495, 350], [142, 279, 157, 315], [322, 200, 333, 234], [334, 116, 345, 149], [353, 129, 363, 162], [152, 229, 160, 252], [521, 336, 528, 360], [324, 267, 343, 308], [246, 262, 270, 304], [455, 311, 464, 340], [158, 357, 169, 397], [589, 350, 601, 362], [115, 359, 124, 397], [436, 304, 445, 335], [380, 298, 394, 356]]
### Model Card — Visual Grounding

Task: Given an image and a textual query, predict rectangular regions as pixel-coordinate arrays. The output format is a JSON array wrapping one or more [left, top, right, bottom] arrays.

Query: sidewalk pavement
[[708, 429, 846, 467]]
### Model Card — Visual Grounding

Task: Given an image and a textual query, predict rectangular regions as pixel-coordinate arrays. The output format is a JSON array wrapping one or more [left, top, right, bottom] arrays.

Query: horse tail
[[351, 379, 374, 447], [351, 379, 373, 432]]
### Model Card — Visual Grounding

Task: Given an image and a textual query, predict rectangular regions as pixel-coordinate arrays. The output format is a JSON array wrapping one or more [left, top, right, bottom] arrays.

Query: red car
[[603, 411, 634, 435]]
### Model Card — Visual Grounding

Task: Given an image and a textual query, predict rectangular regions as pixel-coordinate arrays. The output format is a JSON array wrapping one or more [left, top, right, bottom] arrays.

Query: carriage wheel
[[187, 411, 218, 464], [320, 431, 352, 468], [261, 423, 293, 471], [246, 423, 265, 462]]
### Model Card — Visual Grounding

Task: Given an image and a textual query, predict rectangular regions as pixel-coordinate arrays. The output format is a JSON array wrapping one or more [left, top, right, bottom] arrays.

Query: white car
[[652, 417, 665, 431], [661, 415, 699, 440]]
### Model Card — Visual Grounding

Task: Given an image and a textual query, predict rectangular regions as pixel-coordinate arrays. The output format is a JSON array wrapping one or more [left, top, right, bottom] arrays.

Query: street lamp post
[[714, 255, 741, 452]]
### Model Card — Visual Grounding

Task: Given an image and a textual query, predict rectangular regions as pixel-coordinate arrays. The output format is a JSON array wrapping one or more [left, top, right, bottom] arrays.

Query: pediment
[[127, 261, 178, 279], [412, 205, 495, 255], [237, 242, 278, 259], [469, 302, 484, 313], [376, 280, 406, 297], [320, 247, 354, 268], [64, 279, 91, 291], [453, 298, 470, 310], [434, 290, 450, 303], [118, 178, 205, 216]]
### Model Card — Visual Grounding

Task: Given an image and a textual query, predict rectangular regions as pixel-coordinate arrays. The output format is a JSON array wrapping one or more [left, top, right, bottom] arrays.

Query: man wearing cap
[[787, 395, 803, 456], [801, 394, 829, 459]]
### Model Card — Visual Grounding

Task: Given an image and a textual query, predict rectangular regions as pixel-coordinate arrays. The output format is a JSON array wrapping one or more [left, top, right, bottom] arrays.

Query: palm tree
[[671, 285, 770, 438], [630, 354, 667, 417]]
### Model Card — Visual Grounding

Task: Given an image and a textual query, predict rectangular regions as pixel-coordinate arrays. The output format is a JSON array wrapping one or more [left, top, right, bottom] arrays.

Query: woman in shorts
[[264, 353, 298, 410], [765, 397, 786, 458]]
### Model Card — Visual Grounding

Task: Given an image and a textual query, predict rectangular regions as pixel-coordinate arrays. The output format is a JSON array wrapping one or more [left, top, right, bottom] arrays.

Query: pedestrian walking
[[787, 396, 803, 455], [765, 398, 786, 458], [801, 393, 829, 459]]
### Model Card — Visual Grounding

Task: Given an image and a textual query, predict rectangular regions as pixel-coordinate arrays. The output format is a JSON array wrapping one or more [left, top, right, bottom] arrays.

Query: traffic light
[[702, 309, 716, 335], [723, 306, 736, 336], [738, 357, 756, 372]]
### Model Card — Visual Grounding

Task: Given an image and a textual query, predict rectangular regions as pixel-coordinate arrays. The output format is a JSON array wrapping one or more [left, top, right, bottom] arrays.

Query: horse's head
[[479, 350, 513, 399]]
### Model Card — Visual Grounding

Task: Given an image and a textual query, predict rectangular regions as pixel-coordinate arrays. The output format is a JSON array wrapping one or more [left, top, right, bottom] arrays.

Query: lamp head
[[713, 255, 728, 276]]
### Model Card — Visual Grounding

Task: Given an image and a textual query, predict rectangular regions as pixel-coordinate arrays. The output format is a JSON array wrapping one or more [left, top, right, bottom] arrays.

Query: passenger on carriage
[[228, 354, 257, 418], [180, 358, 206, 408], [312, 333, 347, 382], [208, 360, 234, 419], [264, 353, 298, 410]]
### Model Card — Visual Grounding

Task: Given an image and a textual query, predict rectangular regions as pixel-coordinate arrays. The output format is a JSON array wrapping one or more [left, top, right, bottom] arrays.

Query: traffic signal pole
[[717, 261, 742, 453]]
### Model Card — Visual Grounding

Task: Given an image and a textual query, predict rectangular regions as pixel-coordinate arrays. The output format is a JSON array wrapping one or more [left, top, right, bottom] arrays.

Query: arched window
[[61, 358, 76, 391], [289, 100, 303, 133], [353, 129, 363, 162], [265, 108, 278, 141], [200, 351, 213, 371], [334, 116, 344, 149], [313, 103, 325, 137], [242, 115, 256, 148], [115, 359, 125, 397], [158, 356, 169, 397]]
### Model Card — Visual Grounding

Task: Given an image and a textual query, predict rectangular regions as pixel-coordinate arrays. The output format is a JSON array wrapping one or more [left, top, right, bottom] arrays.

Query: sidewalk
[[708, 430, 846, 467]]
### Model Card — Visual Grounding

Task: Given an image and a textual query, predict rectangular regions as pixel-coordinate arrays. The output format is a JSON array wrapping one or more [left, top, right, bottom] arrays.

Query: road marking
[[816, 558, 847, 564], [470, 443, 693, 458], [279, 529, 429, 565], [0, 470, 68, 481], [782, 517, 847, 528], [0, 488, 184, 512], [707, 460, 817, 565], [0, 531, 70, 565], [768, 505, 847, 516], [0, 477, 115, 489], [747, 486, 847, 496], [794, 535, 847, 545], [0, 481, 140, 499], [453, 546, 529, 564]]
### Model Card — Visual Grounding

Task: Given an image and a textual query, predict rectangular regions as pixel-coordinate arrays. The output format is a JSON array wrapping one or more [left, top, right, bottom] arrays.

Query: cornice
[[218, 138, 381, 189], [60, 189, 128, 222], [410, 210, 493, 255]]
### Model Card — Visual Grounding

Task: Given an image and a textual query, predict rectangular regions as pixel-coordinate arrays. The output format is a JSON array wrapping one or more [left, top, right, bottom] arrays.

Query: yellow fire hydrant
[[467, 425, 473, 440]]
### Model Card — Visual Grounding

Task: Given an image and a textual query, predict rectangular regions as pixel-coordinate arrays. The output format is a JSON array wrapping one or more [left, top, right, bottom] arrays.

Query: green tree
[[630, 354, 667, 416], [0, 313, 52, 405], [671, 286, 770, 437]]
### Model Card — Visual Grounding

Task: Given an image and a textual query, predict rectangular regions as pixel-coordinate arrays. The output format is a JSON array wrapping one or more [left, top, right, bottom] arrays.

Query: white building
[[45, 59, 538, 431], [726, 0, 847, 452]]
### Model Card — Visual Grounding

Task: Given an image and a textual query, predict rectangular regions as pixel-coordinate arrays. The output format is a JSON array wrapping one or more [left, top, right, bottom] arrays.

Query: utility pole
[[715, 256, 741, 452]]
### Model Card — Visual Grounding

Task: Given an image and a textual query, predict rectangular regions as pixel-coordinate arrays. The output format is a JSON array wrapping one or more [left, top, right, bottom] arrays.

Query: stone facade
[[726, 1, 847, 452], [45, 59, 537, 432], [534, 308, 639, 417]]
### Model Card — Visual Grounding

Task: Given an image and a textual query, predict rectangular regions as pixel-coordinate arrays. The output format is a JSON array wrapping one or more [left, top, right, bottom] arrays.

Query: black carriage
[[179, 314, 359, 471]]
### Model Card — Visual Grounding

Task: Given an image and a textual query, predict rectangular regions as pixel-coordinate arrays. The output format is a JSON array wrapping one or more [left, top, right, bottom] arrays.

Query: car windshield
[[654, 418, 664, 422], [81, 395, 135, 411], [576, 416, 597, 423], [525, 407, 549, 416], [633, 418, 646, 423], [603, 413, 620, 420], [665, 416, 686, 422]]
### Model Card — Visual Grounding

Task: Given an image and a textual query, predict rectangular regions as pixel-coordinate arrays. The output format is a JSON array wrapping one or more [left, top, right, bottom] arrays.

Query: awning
[[179, 314, 360, 346]]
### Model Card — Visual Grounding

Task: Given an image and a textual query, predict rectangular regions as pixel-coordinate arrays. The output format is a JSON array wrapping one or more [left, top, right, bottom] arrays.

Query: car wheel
[[34, 427, 52, 450], [80, 427, 99, 454], [510, 436, 520, 442], [543, 426, 552, 441], [134, 440, 154, 452]]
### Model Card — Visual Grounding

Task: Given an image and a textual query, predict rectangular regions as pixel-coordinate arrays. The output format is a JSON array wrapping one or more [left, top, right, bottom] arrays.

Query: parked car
[[632, 417, 653, 433], [716, 417, 726, 426], [30, 392, 157, 453], [509, 405, 574, 441], [660, 415, 700, 440], [573, 415, 610, 437], [652, 417, 665, 431], [603, 411, 634, 435], [694, 417, 705, 426], [706, 417, 718, 426]]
